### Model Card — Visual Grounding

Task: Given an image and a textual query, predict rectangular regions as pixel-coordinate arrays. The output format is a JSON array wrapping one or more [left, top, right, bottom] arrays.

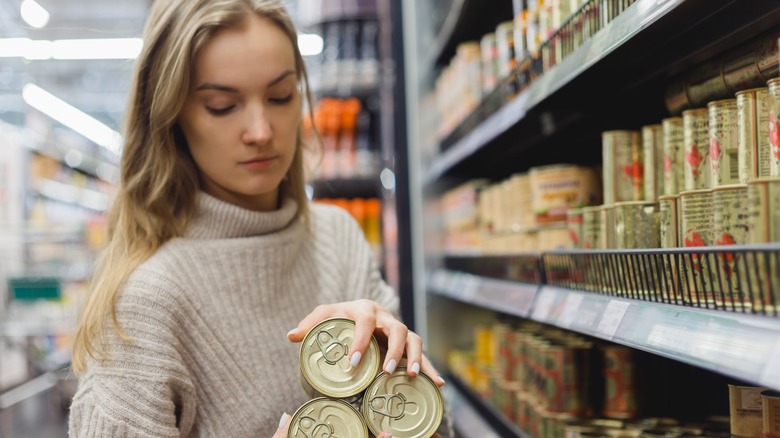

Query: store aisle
[[0, 389, 69, 438]]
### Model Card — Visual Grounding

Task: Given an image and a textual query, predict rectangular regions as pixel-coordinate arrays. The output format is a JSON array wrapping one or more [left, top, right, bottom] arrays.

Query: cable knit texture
[[69, 193, 399, 437]]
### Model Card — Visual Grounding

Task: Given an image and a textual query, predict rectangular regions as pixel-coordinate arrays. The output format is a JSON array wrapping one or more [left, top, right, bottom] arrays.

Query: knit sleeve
[[69, 274, 197, 438]]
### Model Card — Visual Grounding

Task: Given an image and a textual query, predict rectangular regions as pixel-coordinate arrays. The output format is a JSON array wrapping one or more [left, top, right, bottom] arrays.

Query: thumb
[[271, 412, 290, 438]]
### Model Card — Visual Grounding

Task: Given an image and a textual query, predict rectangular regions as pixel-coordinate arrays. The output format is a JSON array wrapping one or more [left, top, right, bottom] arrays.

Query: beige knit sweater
[[69, 193, 400, 437]]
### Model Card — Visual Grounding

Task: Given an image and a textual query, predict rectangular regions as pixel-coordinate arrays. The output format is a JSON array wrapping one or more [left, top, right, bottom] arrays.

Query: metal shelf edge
[[427, 269, 539, 318]]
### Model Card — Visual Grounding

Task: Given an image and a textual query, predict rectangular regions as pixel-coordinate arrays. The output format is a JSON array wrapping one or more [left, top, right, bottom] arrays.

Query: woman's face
[[178, 14, 302, 211]]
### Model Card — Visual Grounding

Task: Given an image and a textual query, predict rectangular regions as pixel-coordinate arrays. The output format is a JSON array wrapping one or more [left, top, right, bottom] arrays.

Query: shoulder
[[309, 202, 363, 237], [118, 246, 191, 313]]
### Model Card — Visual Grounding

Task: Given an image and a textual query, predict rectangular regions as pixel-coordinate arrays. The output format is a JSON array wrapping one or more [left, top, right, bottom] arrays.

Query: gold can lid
[[681, 108, 708, 116], [658, 194, 679, 201], [361, 367, 443, 438], [661, 116, 683, 125], [767, 77, 780, 87], [287, 397, 368, 438], [735, 86, 768, 96], [706, 98, 737, 107], [299, 318, 380, 398]]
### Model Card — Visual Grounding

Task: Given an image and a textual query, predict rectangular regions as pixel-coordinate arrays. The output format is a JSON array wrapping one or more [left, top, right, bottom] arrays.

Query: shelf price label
[[558, 293, 585, 328], [531, 289, 557, 322], [596, 300, 631, 339], [760, 337, 780, 389]]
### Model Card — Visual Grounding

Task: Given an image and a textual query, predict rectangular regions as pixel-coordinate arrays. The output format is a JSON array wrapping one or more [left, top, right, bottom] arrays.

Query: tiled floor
[[0, 388, 69, 438]]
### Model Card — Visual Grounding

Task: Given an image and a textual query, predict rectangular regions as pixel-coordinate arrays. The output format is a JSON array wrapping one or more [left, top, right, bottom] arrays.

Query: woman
[[68, 0, 445, 436]]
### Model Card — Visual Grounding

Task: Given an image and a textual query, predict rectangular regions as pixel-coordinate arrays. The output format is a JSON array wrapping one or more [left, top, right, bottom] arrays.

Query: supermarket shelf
[[309, 177, 380, 199], [428, 269, 539, 318], [443, 373, 529, 438]]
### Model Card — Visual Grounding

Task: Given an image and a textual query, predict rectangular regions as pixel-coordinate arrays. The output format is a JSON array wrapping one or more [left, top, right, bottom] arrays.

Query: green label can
[[662, 117, 684, 196], [683, 109, 711, 191], [288, 397, 368, 438], [708, 99, 739, 187], [736, 87, 771, 182], [642, 124, 664, 201], [603, 131, 641, 204]]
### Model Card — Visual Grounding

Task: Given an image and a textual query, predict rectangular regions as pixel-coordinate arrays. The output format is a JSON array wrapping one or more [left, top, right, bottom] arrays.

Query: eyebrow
[[195, 70, 296, 92]]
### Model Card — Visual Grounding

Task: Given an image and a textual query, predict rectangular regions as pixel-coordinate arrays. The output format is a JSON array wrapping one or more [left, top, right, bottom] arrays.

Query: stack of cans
[[288, 318, 443, 438]]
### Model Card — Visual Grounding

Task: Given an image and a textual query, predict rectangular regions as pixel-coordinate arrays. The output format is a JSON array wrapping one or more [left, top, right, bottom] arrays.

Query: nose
[[242, 103, 272, 145]]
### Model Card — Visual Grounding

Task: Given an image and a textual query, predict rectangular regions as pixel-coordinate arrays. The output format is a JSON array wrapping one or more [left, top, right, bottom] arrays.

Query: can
[[582, 206, 602, 250], [746, 178, 780, 311], [722, 43, 766, 95], [568, 208, 585, 249], [737, 88, 772, 183], [711, 184, 750, 306], [728, 384, 765, 438], [530, 164, 602, 224], [480, 33, 499, 95], [541, 342, 590, 416], [299, 318, 381, 398], [496, 21, 517, 80], [539, 223, 572, 251], [707, 99, 739, 187], [659, 195, 681, 301], [762, 390, 780, 438], [602, 346, 637, 419], [513, 0, 528, 62], [642, 124, 664, 201], [361, 368, 443, 438], [683, 109, 711, 190], [662, 117, 685, 196], [600, 205, 616, 249], [603, 130, 642, 204], [613, 201, 661, 249], [685, 60, 729, 108], [679, 189, 713, 302], [768, 78, 780, 177], [288, 397, 368, 438]]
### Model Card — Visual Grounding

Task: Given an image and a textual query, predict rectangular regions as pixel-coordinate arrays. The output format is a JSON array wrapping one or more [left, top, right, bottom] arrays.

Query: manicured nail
[[411, 362, 420, 375], [384, 358, 397, 374], [287, 328, 298, 338], [278, 412, 290, 429], [350, 351, 362, 367], [436, 376, 445, 385]]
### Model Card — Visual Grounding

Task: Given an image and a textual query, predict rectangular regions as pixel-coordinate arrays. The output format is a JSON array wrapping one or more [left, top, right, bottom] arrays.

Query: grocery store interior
[[1, 0, 780, 436]]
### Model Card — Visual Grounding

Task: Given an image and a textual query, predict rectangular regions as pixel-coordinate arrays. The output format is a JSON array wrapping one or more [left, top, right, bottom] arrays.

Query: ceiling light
[[0, 38, 143, 60], [22, 83, 122, 155], [298, 33, 323, 57], [20, 0, 49, 29]]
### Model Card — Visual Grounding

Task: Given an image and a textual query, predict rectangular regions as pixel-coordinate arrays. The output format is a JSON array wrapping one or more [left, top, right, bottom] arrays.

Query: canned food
[[746, 178, 780, 311], [728, 384, 766, 438], [762, 390, 780, 438], [600, 205, 616, 249], [513, 1, 528, 62], [613, 201, 661, 249], [683, 109, 711, 190], [567, 208, 584, 249], [736, 87, 772, 182], [603, 130, 642, 204], [288, 397, 368, 438], [480, 33, 499, 94], [530, 164, 601, 224], [722, 43, 766, 95], [511, 172, 535, 229], [707, 99, 739, 187], [680, 189, 714, 302], [541, 342, 590, 416], [582, 206, 602, 250], [602, 346, 637, 419], [496, 21, 517, 79], [662, 117, 685, 196], [643, 124, 664, 201], [685, 60, 729, 108], [539, 223, 572, 251], [299, 318, 381, 398], [361, 368, 443, 438], [768, 78, 780, 177], [712, 184, 750, 306], [659, 195, 682, 302]]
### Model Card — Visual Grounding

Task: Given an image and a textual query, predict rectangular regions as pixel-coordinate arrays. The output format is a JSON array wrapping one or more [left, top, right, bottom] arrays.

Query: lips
[[239, 156, 277, 164]]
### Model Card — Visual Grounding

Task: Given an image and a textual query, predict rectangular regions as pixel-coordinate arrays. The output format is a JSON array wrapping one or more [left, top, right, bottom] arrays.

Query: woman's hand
[[287, 299, 445, 387]]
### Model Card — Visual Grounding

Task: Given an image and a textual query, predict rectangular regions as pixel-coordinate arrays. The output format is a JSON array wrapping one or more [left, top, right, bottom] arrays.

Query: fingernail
[[350, 351, 362, 367], [437, 376, 445, 385], [411, 362, 420, 375], [278, 412, 290, 429], [384, 358, 397, 374], [287, 328, 298, 338]]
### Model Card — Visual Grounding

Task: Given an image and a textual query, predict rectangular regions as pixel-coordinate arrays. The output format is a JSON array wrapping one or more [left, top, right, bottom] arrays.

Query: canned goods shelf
[[428, 269, 539, 318]]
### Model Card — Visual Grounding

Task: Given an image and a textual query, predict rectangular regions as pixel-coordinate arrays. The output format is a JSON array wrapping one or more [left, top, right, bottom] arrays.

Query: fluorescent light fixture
[[22, 83, 122, 155], [0, 38, 142, 60], [20, 0, 49, 29], [298, 33, 323, 57]]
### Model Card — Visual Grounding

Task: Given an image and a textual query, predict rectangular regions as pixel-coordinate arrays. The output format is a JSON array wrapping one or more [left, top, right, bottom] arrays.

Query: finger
[[286, 304, 341, 342], [420, 354, 445, 387], [271, 412, 290, 438], [377, 432, 393, 438], [348, 303, 378, 367], [382, 319, 408, 374], [404, 331, 423, 377]]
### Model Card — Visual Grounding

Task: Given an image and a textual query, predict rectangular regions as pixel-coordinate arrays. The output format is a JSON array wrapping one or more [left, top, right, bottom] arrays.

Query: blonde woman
[[68, 0, 446, 436]]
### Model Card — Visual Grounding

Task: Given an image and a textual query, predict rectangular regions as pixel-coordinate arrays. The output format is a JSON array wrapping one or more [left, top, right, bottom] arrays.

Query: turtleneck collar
[[184, 192, 299, 239]]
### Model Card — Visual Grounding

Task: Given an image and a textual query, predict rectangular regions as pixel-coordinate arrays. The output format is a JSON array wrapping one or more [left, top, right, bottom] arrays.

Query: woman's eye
[[206, 105, 234, 116], [269, 94, 293, 104]]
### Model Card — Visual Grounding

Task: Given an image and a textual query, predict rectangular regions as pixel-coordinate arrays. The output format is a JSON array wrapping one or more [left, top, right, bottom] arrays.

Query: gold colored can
[[603, 131, 642, 204], [361, 368, 443, 438], [746, 178, 780, 311], [287, 397, 368, 438], [680, 189, 714, 302], [602, 346, 637, 420], [728, 384, 766, 438], [768, 78, 780, 177], [683, 109, 711, 190], [642, 124, 664, 201], [600, 205, 616, 249], [568, 208, 585, 249], [736, 87, 772, 182], [299, 318, 381, 398], [662, 117, 685, 196], [762, 390, 780, 438], [582, 206, 602, 250], [613, 201, 661, 249], [712, 184, 750, 306], [708, 99, 739, 187], [659, 195, 681, 301]]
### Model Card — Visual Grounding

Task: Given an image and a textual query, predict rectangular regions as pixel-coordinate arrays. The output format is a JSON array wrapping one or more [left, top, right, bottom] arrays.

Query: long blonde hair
[[72, 0, 315, 373]]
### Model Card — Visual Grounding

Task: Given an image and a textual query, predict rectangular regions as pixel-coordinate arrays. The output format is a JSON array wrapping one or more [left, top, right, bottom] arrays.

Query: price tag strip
[[595, 300, 631, 340]]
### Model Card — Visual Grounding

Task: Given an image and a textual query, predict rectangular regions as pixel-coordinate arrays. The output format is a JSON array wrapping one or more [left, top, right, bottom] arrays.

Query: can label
[[662, 117, 684, 196], [680, 190, 713, 301], [600, 205, 615, 249], [737, 88, 772, 182], [683, 109, 711, 190], [582, 207, 601, 250], [746, 179, 780, 311], [768, 79, 780, 177], [288, 398, 368, 438], [643, 125, 664, 201], [614, 202, 661, 249], [712, 185, 750, 305], [530, 165, 601, 224], [763, 391, 780, 437], [567, 209, 584, 249], [603, 346, 637, 419], [603, 131, 641, 204], [659, 196, 681, 301], [708, 100, 739, 187], [728, 385, 765, 438]]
